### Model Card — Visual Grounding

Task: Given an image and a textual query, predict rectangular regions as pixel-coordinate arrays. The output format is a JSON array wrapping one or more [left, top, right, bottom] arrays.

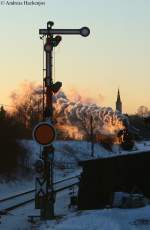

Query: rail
[[0, 175, 79, 213], [0, 175, 79, 203]]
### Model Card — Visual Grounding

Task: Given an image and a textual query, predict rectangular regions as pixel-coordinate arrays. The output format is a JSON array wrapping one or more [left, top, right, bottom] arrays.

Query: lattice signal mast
[[38, 21, 90, 219]]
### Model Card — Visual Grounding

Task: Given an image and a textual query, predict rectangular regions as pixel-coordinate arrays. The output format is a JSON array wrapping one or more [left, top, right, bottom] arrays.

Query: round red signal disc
[[33, 122, 56, 146]]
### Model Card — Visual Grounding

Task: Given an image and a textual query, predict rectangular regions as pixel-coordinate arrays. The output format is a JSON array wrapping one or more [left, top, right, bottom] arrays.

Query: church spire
[[116, 88, 122, 113], [117, 89, 121, 101]]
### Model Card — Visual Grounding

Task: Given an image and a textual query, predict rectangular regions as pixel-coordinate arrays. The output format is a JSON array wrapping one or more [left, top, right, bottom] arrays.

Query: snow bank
[[21, 140, 150, 165]]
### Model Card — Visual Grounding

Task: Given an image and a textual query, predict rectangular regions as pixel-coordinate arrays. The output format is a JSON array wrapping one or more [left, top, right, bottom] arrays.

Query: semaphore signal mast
[[33, 21, 90, 220]]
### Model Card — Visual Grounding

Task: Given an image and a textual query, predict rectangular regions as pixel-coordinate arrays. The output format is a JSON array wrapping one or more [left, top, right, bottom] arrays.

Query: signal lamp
[[44, 39, 52, 53], [44, 43, 52, 52], [44, 37, 52, 52], [51, 81, 62, 93], [52, 36, 62, 47]]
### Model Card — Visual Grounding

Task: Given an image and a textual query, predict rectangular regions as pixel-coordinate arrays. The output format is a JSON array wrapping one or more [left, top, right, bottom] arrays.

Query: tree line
[[0, 106, 31, 176], [1, 81, 150, 176]]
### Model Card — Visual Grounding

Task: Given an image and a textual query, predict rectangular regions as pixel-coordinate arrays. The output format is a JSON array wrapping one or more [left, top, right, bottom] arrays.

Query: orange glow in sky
[[0, 0, 150, 114]]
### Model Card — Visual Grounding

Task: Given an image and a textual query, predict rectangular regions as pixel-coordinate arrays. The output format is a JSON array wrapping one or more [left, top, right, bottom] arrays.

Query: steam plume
[[53, 91, 126, 140]]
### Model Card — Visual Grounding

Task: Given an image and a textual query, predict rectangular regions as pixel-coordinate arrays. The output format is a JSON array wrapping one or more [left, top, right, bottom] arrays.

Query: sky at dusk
[[0, 0, 150, 114]]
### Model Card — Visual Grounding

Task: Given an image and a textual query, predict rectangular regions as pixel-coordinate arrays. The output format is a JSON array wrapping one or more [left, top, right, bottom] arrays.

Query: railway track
[[0, 175, 79, 214]]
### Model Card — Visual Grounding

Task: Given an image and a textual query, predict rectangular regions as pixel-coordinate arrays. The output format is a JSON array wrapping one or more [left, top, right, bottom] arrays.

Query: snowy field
[[1, 140, 150, 229], [21, 139, 150, 162], [1, 139, 150, 200], [1, 190, 150, 230], [39, 206, 150, 230]]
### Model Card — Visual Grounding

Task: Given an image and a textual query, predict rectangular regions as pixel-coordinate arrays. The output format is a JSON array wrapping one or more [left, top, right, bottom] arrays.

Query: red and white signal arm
[[33, 122, 56, 146]]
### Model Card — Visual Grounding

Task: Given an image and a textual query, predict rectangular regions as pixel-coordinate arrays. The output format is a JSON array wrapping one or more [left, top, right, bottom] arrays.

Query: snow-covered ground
[[1, 139, 150, 200], [0, 168, 80, 200], [1, 139, 150, 201], [0, 179, 34, 200], [1, 140, 150, 230], [21, 139, 150, 161], [39, 206, 150, 230], [2, 185, 150, 230]]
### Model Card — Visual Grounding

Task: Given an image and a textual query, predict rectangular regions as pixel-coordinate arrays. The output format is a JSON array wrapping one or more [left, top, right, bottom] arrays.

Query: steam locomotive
[[117, 118, 139, 150]]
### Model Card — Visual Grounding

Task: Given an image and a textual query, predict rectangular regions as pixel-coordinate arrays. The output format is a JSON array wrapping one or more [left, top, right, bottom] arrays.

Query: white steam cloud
[[53, 91, 126, 139]]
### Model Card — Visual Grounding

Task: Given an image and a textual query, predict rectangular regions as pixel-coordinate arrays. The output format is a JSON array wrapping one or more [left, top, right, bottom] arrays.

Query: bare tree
[[137, 105, 149, 117], [10, 81, 43, 128]]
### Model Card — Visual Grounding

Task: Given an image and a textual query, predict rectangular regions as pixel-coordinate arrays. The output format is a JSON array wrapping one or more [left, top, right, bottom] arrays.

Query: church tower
[[116, 89, 122, 113]]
